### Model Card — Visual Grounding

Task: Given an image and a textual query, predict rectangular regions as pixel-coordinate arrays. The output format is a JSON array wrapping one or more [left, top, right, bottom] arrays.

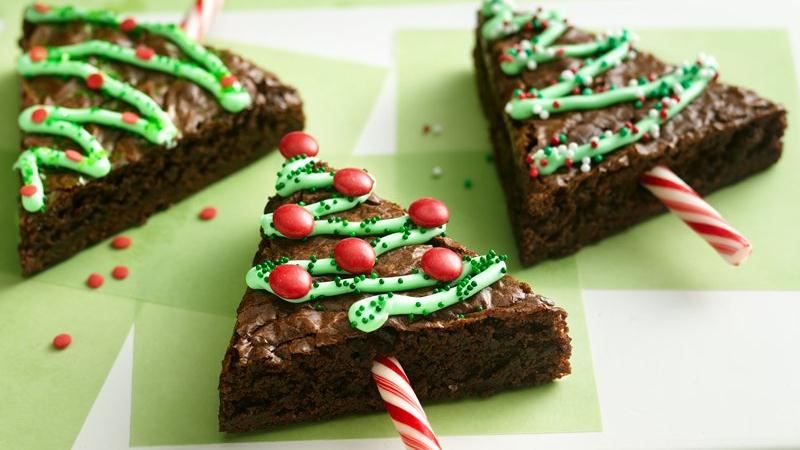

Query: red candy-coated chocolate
[[135, 46, 155, 60], [273, 204, 314, 238], [220, 75, 237, 87], [33, 3, 50, 13], [421, 247, 463, 282], [112, 265, 129, 280], [269, 264, 312, 299], [198, 206, 217, 221], [334, 238, 376, 274], [278, 131, 319, 159], [122, 112, 139, 124], [333, 168, 373, 197], [111, 235, 132, 249], [86, 273, 104, 289], [31, 108, 48, 123], [52, 333, 71, 350], [30, 46, 48, 62], [86, 72, 104, 90], [120, 17, 137, 32], [65, 149, 83, 162], [19, 185, 38, 197], [408, 197, 449, 228]]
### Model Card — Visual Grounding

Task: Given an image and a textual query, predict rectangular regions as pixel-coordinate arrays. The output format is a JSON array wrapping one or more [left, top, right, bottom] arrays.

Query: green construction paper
[[3, 43, 386, 314], [575, 29, 800, 290], [129, 151, 600, 445], [396, 28, 800, 290], [0, 274, 137, 450], [396, 30, 491, 154]]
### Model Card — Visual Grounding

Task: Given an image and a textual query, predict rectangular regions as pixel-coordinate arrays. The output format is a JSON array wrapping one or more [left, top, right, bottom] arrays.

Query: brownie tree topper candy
[[15, 4, 251, 213], [245, 132, 508, 332]]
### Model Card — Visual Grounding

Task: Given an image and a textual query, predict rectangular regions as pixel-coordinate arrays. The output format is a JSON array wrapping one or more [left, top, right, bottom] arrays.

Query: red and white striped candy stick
[[640, 165, 752, 266], [372, 356, 442, 450], [180, 0, 225, 42]]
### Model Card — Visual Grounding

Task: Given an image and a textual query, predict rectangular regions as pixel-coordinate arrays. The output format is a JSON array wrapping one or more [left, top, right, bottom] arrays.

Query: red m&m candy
[[334, 238, 376, 274], [421, 247, 463, 282], [408, 197, 449, 228], [30, 46, 48, 62], [268, 264, 312, 299], [273, 204, 314, 239], [120, 17, 137, 32], [279, 131, 319, 159], [333, 168, 373, 197]]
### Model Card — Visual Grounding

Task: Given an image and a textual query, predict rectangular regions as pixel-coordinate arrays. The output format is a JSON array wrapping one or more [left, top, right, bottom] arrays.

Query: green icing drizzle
[[15, 3, 252, 213], [479, 0, 719, 178], [349, 253, 507, 332], [245, 156, 508, 333]]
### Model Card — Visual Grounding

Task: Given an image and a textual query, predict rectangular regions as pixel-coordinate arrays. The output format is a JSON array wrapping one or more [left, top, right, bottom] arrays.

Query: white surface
[[74, 1, 800, 449]]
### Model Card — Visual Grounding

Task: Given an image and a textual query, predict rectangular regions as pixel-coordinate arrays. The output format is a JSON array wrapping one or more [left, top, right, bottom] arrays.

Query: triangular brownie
[[474, 0, 785, 266], [15, 3, 303, 274], [218, 132, 571, 432]]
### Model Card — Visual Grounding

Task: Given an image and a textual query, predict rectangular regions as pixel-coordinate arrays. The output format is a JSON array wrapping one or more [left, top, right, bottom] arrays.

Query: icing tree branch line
[[480, 0, 751, 265], [245, 132, 508, 333], [15, 3, 250, 213]]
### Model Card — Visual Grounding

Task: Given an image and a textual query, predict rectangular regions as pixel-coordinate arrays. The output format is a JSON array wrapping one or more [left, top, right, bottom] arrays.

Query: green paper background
[[0, 2, 796, 446]]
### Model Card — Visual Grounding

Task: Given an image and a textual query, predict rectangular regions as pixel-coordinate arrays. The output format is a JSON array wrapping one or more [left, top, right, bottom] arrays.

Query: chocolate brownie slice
[[218, 133, 571, 432], [474, 0, 785, 266], [15, 4, 304, 275]]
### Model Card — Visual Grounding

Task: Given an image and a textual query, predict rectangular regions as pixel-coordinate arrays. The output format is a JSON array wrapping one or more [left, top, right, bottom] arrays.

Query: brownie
[[16, 6, 304, 275], [218, 155, 571, 432], [474, 4, 785, 266]]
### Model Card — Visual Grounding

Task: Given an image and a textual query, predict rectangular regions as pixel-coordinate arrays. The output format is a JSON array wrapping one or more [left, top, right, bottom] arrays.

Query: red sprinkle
[[220, 74, 237, 87], [278, 131, 319, 159], [556, 48, 565, 57], [86, 72, 104, 90], [528, 166, 539, 178], [31, 108, 48, 123], [52, 333, 71, 350], [30, 46, 48, 62], [65, 149, 83, 162], [590, 140, 599, 149], [642, 133, 651, 142], [565, 158, 574, 169], [272, 204, 314, 238], [571, 87, 581, 95], [198, 206, 217, 221], [120, 17, 137, 32], [660, 109, 669, 120], [552, 100, 560, 109], [499, 54, 513, 63], [549, 136, 560, 146], [86, 273, 104, 289], [20, 185, 38, 197], [540, 159, 549, 167], [135, 45, 155, 61], [111, 235, 132, 250], [33, 2, 50, 13], [268, 264, 312, 299], [121, 112, 139, 124], [525, 153, 534, 164], [112, 266, 129, 280]]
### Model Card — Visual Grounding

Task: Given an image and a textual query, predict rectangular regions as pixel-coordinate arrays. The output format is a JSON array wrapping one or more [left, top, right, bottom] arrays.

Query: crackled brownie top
[[477, 0, 782, 191], [228, 133, 558, 367], [16, 4, 301, 211]]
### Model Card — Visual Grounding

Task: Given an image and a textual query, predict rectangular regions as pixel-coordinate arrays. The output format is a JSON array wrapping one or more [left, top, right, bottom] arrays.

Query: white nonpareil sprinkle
[[432, 166, 443, 178]]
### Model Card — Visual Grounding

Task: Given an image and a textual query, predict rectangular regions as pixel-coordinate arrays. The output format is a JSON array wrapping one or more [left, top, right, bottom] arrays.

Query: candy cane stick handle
[[372, 357, 442, 450], [640, 165, 752, 266], [181, 0, 224, 42]]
